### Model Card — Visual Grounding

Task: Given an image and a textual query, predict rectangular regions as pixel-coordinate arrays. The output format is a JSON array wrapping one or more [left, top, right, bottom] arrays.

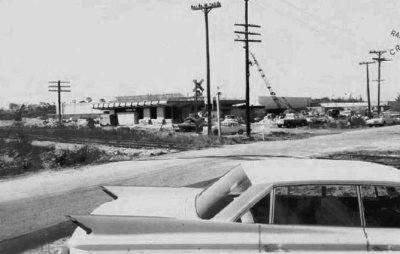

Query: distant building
[[315, 101, 393, 115], [258, 96, 312, 112], [317, 102, 368, 115], [60, 102, 103, 119], [60, 93, 246, 125], [93, 93, 207, 125]]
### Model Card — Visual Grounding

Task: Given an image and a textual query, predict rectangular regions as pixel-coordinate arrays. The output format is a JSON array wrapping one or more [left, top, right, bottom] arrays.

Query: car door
[[360, 185, 400, 251], [256, 184, 368, 252]]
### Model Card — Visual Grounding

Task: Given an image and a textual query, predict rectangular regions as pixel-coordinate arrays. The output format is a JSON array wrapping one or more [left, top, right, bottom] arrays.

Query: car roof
[[240, 158, 400, 185], [213, 158, 400, 222]]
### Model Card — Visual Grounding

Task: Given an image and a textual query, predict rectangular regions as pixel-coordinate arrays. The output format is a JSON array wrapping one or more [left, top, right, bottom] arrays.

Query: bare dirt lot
[[1, 125, 400, 253]]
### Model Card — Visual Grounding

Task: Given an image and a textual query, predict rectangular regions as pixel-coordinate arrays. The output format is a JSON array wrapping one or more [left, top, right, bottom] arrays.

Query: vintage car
[[61, 158, 400, 253], [176, 116, 205, 132], [366, 112, 398, 127], [222, 114, 240, 124], [212, 121, 246, 135], [276, 113, 308, 128]]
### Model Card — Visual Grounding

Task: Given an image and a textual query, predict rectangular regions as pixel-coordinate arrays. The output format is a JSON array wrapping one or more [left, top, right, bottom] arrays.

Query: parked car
[[222, 114, 239, 123], [366, 112, 397, 127], [276, 113, 308, 128], [212, 121, 245, 135], [177, 117, 205, 132], [390, 113, 400, 124], [306, 115, 330, 125], [61, 158, 400, 253]]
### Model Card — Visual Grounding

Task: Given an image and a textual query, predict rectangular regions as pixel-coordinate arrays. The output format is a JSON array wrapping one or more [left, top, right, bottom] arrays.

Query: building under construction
[[258, 96, 312, 113]]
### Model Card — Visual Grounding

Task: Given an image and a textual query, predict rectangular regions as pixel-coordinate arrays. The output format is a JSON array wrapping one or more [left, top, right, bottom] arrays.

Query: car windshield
[[195, 164, 252, 219]]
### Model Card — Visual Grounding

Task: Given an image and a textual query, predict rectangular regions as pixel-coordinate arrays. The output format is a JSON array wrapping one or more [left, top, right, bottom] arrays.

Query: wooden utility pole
[[216, 86, 222, 137], [369, 50, 390, 114], [359, 61, 375, 118], [48, 80, 71, 125], [235, 0, 261, 137], [191, 2, 221, 135]]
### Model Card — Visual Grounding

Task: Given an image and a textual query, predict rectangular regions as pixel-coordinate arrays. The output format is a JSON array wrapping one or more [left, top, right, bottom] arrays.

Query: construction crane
[[249, 51, 294, 111]]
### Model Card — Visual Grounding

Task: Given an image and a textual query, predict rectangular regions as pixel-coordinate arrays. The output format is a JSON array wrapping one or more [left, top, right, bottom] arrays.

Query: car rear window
[[273, 185, 361, 226], [361, 185, 400, 228]]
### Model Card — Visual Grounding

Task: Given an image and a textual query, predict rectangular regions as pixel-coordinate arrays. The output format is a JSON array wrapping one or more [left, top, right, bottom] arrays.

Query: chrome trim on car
[[269, 187, 275, 224], [357, 185, 366, 228]]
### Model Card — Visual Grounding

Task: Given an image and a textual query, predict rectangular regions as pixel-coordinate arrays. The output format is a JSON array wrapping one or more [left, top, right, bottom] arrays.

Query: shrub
[[54, 145, 106, 167]]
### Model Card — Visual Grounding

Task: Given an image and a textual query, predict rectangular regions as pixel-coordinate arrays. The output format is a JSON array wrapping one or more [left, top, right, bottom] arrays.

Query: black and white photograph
[[0, 0, 400, 253]]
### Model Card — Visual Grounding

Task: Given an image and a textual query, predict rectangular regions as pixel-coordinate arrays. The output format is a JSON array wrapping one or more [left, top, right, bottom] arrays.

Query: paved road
[[1, 125, 400, 246]]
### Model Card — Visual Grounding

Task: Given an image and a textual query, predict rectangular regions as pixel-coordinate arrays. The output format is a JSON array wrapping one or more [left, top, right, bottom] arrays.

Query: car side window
[[273, 185, 361, 227], [249, 193, 270, 224], [361, 185, 400, 228]]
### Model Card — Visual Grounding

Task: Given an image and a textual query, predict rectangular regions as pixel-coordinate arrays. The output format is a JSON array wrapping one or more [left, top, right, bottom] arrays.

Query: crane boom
[[249, 52, 293, 110]]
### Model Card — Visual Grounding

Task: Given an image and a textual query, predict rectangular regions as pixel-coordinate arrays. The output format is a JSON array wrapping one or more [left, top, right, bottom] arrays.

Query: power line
[[369, 50, 390, 114], [48, 80, 71, 126], [191, 1, 221, 136], [234, 0, 261, 137]]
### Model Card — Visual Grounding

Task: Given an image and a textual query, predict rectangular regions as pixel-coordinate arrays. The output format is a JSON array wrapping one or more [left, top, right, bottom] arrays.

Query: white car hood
[[92, 186, 202, 219]]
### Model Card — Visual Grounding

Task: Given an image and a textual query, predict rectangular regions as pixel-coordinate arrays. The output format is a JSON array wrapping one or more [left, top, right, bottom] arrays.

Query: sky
[[0, 0, 399, 107]]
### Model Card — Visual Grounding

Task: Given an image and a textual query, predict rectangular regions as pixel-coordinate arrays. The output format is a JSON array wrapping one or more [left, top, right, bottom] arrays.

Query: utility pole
[[234, 0, 261, 137], [191, 2, 221, 135], [216, 86, 222, 137], [359, 61, 375, 118], [369, 50, 390, 114], [48, 80, 71, 126]]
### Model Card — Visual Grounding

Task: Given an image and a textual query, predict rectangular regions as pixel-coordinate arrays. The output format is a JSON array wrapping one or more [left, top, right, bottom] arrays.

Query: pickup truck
[[276, 113, 308, 128]]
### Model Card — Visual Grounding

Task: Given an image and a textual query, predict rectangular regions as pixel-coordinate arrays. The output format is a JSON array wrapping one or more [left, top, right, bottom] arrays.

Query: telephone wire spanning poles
[[191, 2, 221, 136], [234, 0, 261, 137], [48, 80, 71, 126], [369, 50, 390, 114], [359, 61, 375, 118]]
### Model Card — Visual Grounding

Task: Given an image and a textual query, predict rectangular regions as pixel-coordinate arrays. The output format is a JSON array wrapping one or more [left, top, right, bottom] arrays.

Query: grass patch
[[316, 150, 400, 169], [0, 131, 109, 178], [0, 127, 243, 178]]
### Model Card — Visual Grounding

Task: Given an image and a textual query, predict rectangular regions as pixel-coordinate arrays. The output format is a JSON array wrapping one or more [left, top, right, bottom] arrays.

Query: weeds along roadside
[[0, 126, 326, 178], [0, 127, 242, 178], [0, 133, 108, 178]]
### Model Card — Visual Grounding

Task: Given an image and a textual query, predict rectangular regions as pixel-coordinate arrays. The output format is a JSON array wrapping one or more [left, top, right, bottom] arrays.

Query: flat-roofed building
[[258, 96, 312, 113]]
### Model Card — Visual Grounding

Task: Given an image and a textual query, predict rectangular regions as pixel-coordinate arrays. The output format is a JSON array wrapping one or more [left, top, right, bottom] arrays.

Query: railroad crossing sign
[[193, 79, 204, 95]]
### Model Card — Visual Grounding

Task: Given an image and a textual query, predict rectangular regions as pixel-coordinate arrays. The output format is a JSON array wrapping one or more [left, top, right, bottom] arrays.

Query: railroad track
[[27, 135, 189, 150], [0, 130, 190, 150]]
